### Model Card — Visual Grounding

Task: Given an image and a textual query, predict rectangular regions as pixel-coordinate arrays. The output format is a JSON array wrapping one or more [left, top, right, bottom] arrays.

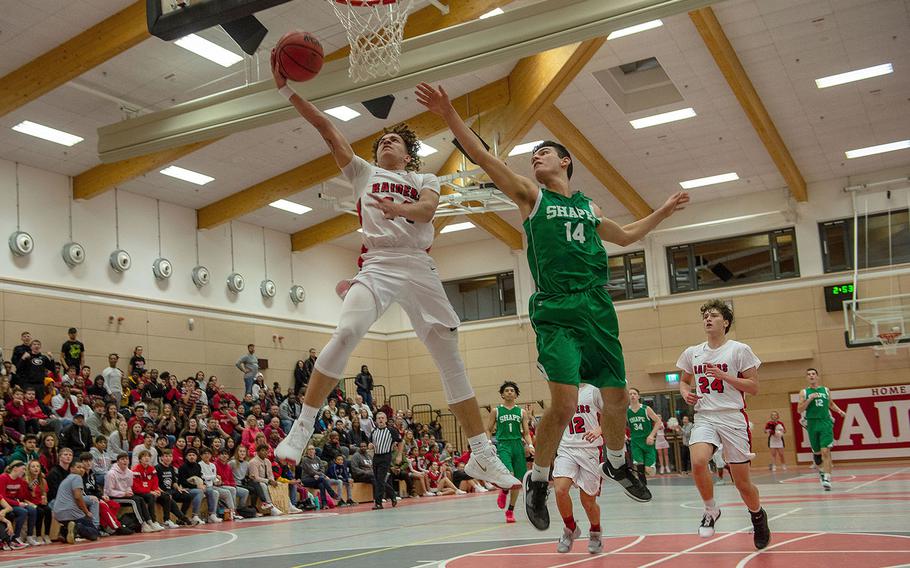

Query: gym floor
[[12, 461, 910, 568]]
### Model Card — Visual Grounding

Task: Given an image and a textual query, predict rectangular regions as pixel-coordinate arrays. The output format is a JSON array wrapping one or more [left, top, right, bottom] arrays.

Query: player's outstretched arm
[[415, 83, 538, 217], [272, 54, 353, 170], [593, 191, 690, 246]]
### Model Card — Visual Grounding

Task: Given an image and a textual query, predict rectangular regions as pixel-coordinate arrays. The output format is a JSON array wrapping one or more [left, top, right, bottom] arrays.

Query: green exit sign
[[665, 372, 680, 384]]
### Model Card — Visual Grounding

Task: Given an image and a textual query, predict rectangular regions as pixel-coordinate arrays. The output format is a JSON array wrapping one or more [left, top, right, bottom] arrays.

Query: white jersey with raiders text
[[560, 383, 603, 448], [342, 155, 440, 252], [676, 339, 761, 413]]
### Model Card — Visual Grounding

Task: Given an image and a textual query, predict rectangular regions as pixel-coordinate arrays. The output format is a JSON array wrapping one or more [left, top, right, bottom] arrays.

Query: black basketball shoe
[[751, 508, 771, 549], [523, 470, 550, 530], [601, 460, 652, 502]]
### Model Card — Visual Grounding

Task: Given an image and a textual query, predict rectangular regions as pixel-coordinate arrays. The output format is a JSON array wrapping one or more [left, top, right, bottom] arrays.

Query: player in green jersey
[[417, 82, 688, 530], [797, 368, 846, 490], [486, 381, 534, 523], [627, 388, 662, 482]]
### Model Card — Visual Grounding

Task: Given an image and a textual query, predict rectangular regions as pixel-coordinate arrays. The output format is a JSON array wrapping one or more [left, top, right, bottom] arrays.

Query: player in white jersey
[[269, 58, 518, 492], [676, 300, 770, 550], [552, 383, 604, 554]]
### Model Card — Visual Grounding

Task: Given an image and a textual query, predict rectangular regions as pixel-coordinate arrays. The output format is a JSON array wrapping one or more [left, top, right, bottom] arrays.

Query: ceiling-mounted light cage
[[153, 257, 173, 279], [8, 231, 34, 256], [192, 265, 210, 287], [260, 279, 277, 298], [61, 242, 86, 267], [227, 272, 245, 293], [289, 284, 306, 305], [110, 249, 132, 272]]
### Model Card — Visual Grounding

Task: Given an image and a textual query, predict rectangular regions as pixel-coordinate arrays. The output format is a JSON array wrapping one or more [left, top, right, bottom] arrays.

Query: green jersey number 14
[[564, 222, 586, 244]]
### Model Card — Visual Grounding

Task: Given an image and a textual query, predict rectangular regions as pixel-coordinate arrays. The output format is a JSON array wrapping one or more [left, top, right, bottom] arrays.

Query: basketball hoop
[[328, 0, 414, 82], [876, 331, 904, 355]]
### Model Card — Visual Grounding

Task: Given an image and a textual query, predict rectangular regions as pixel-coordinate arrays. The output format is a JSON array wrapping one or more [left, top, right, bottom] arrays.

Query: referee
[[370, 411, 401, 509]]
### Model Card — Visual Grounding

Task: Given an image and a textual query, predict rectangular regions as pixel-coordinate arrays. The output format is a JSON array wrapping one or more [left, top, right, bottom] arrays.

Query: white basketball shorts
[[689, 410, 755, 464], [553, 446, 602, 497], [352, 249, 460, 338]]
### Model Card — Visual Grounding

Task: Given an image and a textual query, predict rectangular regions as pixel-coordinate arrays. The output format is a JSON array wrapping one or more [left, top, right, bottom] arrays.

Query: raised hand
[[270, 49, 287, 89], [658, 191, 690, 217], [415, 83, 452, 116]]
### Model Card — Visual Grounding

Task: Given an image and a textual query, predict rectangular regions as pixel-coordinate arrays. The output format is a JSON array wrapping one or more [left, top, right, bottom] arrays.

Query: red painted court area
[[443, 532, 910, 568]]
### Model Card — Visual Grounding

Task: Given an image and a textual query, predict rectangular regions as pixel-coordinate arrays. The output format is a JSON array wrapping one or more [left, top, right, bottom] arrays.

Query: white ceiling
[[1, 0, 908, 251]]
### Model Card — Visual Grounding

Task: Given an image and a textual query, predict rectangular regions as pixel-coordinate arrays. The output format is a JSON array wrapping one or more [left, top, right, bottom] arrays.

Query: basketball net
[[876, 330, 904, 356], [329, 0, 414, 83]]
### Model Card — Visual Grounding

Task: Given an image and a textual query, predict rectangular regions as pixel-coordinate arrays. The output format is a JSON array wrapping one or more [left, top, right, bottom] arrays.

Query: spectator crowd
[[0, 329, 488, 548]]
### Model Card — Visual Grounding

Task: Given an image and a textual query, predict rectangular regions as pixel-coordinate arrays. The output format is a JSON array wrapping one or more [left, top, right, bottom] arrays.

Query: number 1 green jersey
[[495, 404, 523, 441], [523, 189, 609, 294]]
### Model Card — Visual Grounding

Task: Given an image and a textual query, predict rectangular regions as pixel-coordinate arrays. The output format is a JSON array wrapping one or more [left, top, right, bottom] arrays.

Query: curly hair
[[700, 299, 734, 334], [372, 123, 422, 172], [499, 381, 520, 397]]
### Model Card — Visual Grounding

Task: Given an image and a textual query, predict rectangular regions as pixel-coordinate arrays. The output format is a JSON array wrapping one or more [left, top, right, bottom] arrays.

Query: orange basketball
[[275, 31, 324, 82]]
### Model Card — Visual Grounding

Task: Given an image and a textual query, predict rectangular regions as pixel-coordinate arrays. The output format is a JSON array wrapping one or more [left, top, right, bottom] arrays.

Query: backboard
[[844, 292, 910, 352]]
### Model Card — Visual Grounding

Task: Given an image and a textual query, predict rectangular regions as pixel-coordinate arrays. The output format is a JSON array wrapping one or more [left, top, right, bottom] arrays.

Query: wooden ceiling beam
[[73, 139, 220, 200], [689, 7, 807, 202], [539, 106, 652, 219], [0, 1, 148, 118], [290, 214, 361, 252], [210, 77, 509, 231]]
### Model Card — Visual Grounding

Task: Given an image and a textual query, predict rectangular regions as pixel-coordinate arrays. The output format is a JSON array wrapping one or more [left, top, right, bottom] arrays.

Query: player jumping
[[269, 55, 519, 493], [417, 82, 688, 530], [677, 299, 770, 549]]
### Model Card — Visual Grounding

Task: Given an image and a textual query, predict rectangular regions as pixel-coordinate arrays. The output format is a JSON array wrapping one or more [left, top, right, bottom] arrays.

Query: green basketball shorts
[[529, 286, 626, 389], [630, 439, 657, 467], [496, 439, 528, 478], [807, 419, 834, 453]]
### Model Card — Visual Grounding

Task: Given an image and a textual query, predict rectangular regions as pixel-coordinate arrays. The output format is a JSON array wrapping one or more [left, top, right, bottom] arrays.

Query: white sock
[[468, 434, 489, 453], [606, 447, 625, 468], [704, 499, 716, 511], [531, 464, 550, 482], [298, 404, 318, 429]]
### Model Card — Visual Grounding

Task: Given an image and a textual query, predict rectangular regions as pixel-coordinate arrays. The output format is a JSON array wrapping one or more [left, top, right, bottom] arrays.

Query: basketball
[[275, 31, 324, 82]]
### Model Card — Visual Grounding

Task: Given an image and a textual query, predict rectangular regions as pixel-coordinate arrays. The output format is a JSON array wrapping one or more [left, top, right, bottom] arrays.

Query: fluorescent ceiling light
[[269, 199, 312, 215], [607, 19, 663, 40], [417, 142, 438, 157], [479, 7, 504, 19], [845, 140, 910, 159], [11, 121, 83, 146], [325, 106, 361, 121], [440, 221, 475, 234], [160, 165, 214, 185], [679, 172, 739, 189], [508, 140, 544, 156], [174, 34, 243, 67], [815, 63, 893, 89], [630, 107, 696, 129]]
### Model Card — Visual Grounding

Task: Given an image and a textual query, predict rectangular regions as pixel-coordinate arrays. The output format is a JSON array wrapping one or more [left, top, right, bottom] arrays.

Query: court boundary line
[[733, 531, 823, 568], [845, 467, 910, 493], [549, 535, 646, 568]]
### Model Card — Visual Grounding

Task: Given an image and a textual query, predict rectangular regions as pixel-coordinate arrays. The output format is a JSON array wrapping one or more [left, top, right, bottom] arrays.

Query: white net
[[328, 0, 414, 83]]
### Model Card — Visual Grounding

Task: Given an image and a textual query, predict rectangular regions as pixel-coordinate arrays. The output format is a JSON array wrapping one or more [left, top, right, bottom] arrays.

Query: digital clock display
[[824, 283, 855, 312]]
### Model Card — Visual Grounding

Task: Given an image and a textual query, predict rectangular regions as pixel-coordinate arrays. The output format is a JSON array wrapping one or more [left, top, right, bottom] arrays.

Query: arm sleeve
[[341, 155, 373, 198], [419, 173, 441, 195], [736, 343, 762, 371]]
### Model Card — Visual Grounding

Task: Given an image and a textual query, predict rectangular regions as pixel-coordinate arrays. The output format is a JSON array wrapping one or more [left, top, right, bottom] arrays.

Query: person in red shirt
[[214, 400, 240, 440], [215, 448, 249, 513], [25, 460, 52, 544], [212, 386, 240, 411], [131, 450, 174, 529], [0, 460, 39, 546], [764, 411, 787, 472], [38, 433, 58, 473], [6, 388, 55, 435]]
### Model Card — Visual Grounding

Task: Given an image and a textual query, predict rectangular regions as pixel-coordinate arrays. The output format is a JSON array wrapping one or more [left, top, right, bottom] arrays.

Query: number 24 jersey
[[676, 340, 761, 413]]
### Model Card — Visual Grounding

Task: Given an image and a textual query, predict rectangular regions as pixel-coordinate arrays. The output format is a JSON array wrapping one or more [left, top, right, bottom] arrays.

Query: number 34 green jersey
[[523, 189, 609, 294]]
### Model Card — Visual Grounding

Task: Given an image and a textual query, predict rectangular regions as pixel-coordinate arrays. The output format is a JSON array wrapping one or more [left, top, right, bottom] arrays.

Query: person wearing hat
[[60, 414, 92, 454], [51, 380, 80, 427]]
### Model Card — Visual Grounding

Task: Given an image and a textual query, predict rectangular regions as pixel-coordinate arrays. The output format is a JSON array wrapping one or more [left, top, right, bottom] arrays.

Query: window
[[443, 272, 516, 322], [819, 209, 910, 273], [667, 228, 799, 293], [606, 251, 649, 301]]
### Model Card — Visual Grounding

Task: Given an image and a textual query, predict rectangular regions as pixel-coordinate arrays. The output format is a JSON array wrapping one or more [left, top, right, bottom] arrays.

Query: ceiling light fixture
[[679, 172, 739, 189], [174, 34, 243, 67], [630, 107, 696, 129], [845, 139, 910, 159], [508, 140, 544, 157], [12, 121, 83, 146], [325, 106, 361, 121], [440, 221, 475, 234], [269, 199, 312, 215], [479, 7, 504, 19], [417, 142, 438, 157], [607, 19, 663, 40], [815, 63, 893, 89], [160, 165, 214, 185]]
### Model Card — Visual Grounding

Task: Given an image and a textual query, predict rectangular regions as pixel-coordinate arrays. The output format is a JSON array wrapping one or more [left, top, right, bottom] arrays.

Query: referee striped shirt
[[371, 426, 400, 455]]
